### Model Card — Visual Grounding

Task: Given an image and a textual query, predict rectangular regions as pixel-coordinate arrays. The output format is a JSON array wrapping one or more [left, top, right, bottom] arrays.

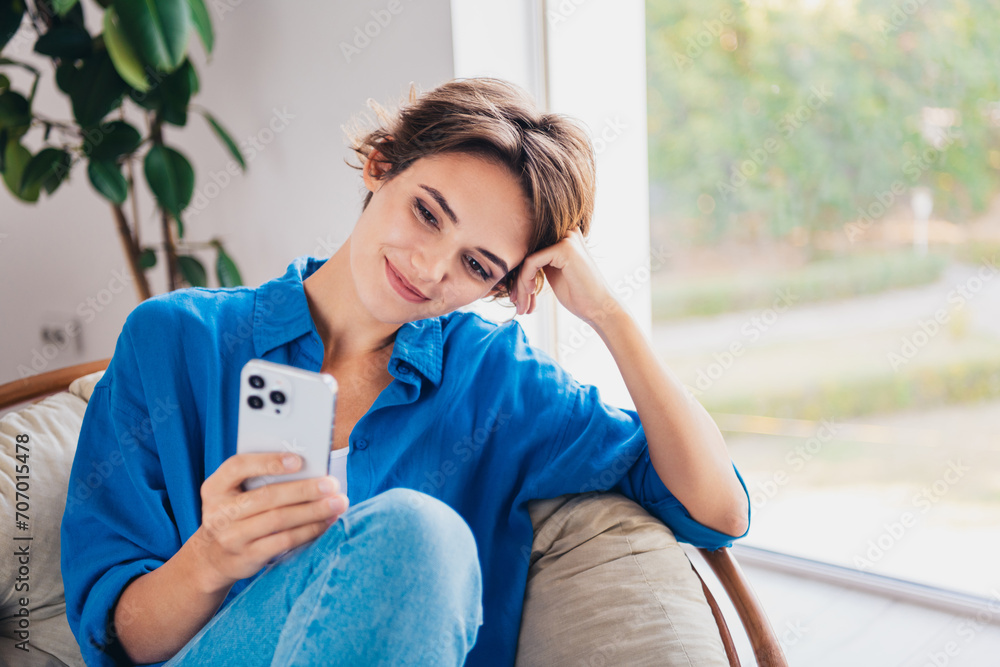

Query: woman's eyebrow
[[419, 184, 511, 275], [420, 184, 459, 225]]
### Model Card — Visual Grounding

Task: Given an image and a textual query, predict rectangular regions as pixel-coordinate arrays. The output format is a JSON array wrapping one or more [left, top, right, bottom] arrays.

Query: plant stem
[[111, 205, 152, 302], [30, 114, 80, 135], [26, 0, 50, 34], [122, 109, 141, 249], [160, 208, 180, 291], [126, 155, 141, 248], [149, 113, 181, 290]]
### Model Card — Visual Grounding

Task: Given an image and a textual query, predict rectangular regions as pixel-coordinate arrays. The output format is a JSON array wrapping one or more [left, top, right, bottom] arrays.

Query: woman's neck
[[303, 238, 399, 368]]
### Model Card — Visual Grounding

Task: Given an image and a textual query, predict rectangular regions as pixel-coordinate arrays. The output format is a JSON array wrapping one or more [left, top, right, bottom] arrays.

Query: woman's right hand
[[187, 452, 349, 592]]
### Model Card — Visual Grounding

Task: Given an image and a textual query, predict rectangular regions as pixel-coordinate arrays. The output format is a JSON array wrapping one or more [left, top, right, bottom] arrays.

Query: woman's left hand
[[510, 228, 622, 326]]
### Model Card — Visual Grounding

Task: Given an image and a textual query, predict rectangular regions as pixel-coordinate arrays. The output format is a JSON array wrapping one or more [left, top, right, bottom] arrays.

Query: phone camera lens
[[248, 396, 264, 409], [269, 390, 286, 405], [249, 375, 265, 389]]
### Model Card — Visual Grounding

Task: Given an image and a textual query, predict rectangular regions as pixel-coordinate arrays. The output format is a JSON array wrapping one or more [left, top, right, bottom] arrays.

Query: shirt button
[[398, 363, 410, 375], [355, 439, 368, 450]]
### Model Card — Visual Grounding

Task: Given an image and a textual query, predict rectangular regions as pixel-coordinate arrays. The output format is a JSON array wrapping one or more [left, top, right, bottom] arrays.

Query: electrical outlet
[[38, 311, 84, 358]]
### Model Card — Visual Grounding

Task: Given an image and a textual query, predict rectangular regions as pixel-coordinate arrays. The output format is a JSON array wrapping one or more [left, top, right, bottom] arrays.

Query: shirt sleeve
[[60, 306, 181, 667], [526, 364, 751, 551]]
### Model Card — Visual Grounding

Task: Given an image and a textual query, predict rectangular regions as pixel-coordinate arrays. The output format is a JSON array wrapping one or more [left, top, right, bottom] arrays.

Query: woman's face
[[350, 150, 534, 323]]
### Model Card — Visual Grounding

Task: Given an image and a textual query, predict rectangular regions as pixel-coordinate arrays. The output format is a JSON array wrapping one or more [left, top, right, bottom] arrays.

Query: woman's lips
[[385, 259, 429, 303]]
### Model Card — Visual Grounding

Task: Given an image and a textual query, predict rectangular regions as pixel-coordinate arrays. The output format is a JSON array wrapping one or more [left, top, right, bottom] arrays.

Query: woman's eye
[[467, 257, 490, 281], [415, 200, 438, 226]]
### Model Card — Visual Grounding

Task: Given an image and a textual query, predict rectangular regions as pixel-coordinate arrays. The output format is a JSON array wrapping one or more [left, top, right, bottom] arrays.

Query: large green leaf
[[178, 254, 206, 287], [34, 24, 91, 59], [102, 6, 150, 92], [2, 139, 40, 201], [212, 240, 242, 286], [144, 144, 193, 221], [160, 59, 193, 126], [51, 0, 85, 28], [186, 57, 198, 95], [87, 158, 127, 203], [85, 119, 141, 160], [1, 1, 25, 54], [0, 90, 29, 128], [201, 110, 244, 170], [128, 78, 162, 110], [185, 0, 212, 55], [138, 247, 157, 268], [21, 147, 72, 195], [70, 51, 127, 127], [54, 61, 76, 93], [114, 0, 191, 73], [52, 0, 80, 16]]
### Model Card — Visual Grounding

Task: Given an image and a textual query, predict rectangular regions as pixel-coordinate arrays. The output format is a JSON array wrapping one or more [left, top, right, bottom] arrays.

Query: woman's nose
[[412, 246, 449, 284]]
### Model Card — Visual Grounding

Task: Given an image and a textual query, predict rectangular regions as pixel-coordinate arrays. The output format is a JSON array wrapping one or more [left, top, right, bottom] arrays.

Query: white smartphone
[[236, 358, 339, 492]]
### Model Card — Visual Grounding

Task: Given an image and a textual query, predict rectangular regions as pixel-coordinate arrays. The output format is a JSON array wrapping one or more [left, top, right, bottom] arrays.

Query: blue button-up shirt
[[61, 255, 749, 667]]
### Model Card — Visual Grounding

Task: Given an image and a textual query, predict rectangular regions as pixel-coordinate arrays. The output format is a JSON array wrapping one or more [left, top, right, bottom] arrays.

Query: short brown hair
[[342, 77, 596, 300]]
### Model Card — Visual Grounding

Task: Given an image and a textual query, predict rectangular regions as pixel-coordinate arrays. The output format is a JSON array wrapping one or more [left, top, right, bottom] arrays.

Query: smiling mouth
[[385, 259, 429, 302]]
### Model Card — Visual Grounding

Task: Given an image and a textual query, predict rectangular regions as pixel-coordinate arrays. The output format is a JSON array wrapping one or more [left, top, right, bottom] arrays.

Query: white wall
[[0, 0, 455, 384]]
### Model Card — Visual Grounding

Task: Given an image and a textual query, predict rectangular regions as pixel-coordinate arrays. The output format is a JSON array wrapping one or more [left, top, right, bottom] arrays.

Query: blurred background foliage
[[646, 0, 1000, 245], [644, 4, 1000, 589]]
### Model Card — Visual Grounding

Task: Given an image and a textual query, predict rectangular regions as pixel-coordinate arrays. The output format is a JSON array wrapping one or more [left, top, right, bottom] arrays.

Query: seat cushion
[[515, 491, 728, 666], [0, 602, 83, 667], [0, 392, 87, 614], [0, 370, 104, 667]]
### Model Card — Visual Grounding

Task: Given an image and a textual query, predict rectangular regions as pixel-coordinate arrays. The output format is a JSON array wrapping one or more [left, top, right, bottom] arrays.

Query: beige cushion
[[67, 370, 106, 404], [0, 371, 103, 667], [516, 491, 728, 666], [0, 604, 83, 667]]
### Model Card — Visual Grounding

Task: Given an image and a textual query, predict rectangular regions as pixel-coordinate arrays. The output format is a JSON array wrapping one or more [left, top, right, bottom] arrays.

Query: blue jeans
[[162, 488, 484, 666]]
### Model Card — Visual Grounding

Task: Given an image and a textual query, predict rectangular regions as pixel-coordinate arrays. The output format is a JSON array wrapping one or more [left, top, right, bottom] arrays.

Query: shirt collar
[[253, 255, 443, 387]]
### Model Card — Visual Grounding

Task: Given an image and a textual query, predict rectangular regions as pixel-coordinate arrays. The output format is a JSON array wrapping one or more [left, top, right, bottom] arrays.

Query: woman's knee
[[349, 488, 481, 576], [375, 489, 476, 549]]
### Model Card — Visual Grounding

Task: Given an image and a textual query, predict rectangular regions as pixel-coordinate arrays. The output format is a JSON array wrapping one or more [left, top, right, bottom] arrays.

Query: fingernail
[[283, 454, 299, 470], [318, 476, 338, 493], [327, 497, 348, 513]]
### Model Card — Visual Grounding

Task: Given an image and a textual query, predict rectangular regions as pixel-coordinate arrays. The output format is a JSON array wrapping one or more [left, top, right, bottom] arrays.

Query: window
[[646, 0, 1000, 598]]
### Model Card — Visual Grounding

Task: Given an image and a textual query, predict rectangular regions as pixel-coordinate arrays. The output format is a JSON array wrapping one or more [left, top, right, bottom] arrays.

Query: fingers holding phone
[[189, 452, 350, 592], [185, 359, 345, 592]]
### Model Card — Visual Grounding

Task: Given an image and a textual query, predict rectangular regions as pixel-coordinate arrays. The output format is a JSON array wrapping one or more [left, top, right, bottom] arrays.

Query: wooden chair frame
[[1, 360, 788, 666]]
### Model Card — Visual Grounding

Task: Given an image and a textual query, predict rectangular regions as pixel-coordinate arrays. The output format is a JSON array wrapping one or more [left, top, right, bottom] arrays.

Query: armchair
[[0, 360, 787, 666]]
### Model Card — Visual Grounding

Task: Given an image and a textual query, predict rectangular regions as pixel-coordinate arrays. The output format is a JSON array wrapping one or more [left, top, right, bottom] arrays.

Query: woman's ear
[[363, 137, 394, 193]]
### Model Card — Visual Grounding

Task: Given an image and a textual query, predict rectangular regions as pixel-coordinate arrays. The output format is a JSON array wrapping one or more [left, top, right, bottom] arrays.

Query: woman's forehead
[[404, 153, 534, 259]]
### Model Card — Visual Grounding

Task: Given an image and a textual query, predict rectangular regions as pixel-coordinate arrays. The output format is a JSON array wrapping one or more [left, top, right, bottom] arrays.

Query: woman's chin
[[364, 294, 435, 324]]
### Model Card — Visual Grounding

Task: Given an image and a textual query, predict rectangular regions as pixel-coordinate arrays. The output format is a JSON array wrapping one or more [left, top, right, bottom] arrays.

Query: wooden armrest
[[0, 358, 112, 409], [698, 547, 788, 667]]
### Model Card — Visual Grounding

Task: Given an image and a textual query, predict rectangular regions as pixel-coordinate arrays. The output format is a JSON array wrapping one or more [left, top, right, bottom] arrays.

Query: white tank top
[[328, 446, 349, 496]]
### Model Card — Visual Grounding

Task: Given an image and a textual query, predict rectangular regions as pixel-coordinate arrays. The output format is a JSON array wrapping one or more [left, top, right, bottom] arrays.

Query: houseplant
[[0, 0, 245, 300]]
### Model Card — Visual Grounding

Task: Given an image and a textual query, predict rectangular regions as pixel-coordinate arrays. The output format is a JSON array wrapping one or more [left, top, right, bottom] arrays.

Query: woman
[[61, 77, 750, 667]]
